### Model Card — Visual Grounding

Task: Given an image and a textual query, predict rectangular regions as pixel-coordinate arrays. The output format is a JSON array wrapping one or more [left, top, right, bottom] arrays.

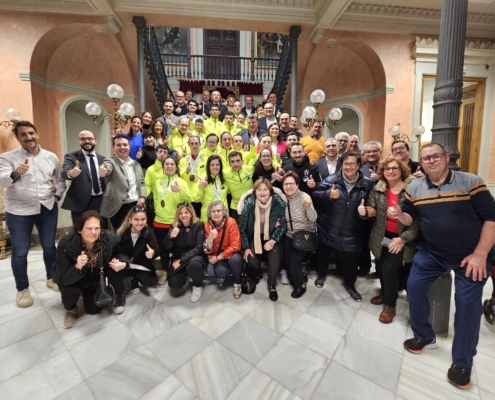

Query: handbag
[[94, 236, 114, 307], [241, 274, 257, 295], [288, 201, 318, 252]]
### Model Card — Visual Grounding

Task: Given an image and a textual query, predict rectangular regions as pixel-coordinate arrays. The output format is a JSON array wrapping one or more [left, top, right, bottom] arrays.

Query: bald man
[[62, 130, 111, 225], [173, 91, 188, 117]]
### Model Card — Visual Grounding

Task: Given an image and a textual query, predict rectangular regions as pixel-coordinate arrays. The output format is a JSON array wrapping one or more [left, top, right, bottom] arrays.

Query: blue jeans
[[408, 248, 490, 368], [5, 204, 58, 291], [213, 253, 243, 284]]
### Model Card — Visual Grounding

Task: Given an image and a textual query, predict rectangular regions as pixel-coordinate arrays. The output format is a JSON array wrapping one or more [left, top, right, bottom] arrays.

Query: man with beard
[[278, 112, 293, 141], [242, 95, 255, 116], [300, 119, 326, 164], [391, 140, 424, 178], [314, 138, 342, 180], [157, 99, 179, 136], [62, 130, 111, 226]]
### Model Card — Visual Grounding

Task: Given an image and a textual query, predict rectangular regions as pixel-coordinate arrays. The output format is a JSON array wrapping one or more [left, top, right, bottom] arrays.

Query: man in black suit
[[204, 90, 228, 121], [173, 91, 188, 117], [257, 102, 279, 133], [314, 138, 342, 180], [239, 114, 266, 147], [62, 130, 111, 226], [241, 95, 255, 116]]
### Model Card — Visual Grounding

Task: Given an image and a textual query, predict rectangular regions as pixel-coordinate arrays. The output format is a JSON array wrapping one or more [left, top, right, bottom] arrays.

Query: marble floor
[[1, 251, 495, 400]]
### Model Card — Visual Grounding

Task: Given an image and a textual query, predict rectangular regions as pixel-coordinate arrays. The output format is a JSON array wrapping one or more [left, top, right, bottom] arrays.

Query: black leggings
[[246, 239, 281, 287], [130, 269, 159, 287], [317, 243, 360, 287], [168, 260, 205, 288], [282, 236, 309, 289]]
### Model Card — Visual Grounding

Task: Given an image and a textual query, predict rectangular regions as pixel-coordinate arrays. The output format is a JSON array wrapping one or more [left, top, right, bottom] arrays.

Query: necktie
[[87, 154, 100, 195]]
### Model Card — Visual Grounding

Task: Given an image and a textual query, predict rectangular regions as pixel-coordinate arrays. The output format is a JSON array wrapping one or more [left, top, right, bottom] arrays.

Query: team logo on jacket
[[303, 169, 310, 182]]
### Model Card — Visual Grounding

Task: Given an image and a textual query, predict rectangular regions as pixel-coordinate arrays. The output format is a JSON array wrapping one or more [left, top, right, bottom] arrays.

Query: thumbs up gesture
[[171, 181, 181, 192], [243, 144, 249, 152], [413, 165, 424, 178], [329, 184, 340, 199], [387, 201, 402, 219], [199, 177, 208, 189], [145, 244, 154, 259], [17, 158, 30, 175], [307, 174, 316, 189], [302, 194, 312, 208], [369, 168, 378, 181], [76, 251, 88, 270], [358, 199, 366, 216], [170, 222, 180, 239], [136, 148, 143, 159], [186, 130, 193, 138], [70, 160, 82, 178], [99, 161, 109, 177]]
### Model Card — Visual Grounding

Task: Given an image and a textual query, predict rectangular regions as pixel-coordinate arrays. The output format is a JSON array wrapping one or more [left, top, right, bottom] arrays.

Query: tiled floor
[[1, 251, 494, 400]]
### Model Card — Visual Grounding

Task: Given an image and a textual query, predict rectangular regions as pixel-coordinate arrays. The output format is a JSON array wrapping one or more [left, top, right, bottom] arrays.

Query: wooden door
[[457, 80, 485, 174], [203, 30, 240, 80]]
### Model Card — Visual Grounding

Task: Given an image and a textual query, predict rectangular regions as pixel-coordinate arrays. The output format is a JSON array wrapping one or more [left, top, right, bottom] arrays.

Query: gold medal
[[161, 200, 165, 207], [190, 174, 196, 181]]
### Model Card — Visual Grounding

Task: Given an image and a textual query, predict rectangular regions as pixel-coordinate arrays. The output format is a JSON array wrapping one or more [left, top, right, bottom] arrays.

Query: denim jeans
[[408, 248, 490, 368], [212, 253, 243, 284], [5, 204, 59, 291]]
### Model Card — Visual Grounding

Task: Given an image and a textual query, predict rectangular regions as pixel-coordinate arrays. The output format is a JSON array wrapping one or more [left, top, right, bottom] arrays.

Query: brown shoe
[[379, 305, 396, 324], [370, 293, 384, 305]]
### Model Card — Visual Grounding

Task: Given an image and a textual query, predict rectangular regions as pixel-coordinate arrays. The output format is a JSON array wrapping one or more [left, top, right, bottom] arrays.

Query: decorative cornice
[[346, 3, 495, 24], [300, 85, 394, 107], [197, 0, 314, 6], [18, 72, 136, 102], [412, 37, 495, 50]]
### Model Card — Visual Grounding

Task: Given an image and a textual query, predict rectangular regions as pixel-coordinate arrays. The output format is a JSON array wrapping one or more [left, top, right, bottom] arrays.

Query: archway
[[325, 105, 362, 141], [61, 97, 111, 158]]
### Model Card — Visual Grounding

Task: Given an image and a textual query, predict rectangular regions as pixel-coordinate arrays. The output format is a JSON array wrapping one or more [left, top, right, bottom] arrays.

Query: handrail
[[270, 35, 292, 105]]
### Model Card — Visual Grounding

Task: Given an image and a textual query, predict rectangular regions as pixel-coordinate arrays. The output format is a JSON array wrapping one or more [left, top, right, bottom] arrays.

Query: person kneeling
[[204, 200, 243, 299], [163, 203, 207, 302], [52, 211, 130, 329], [117, 206, 160, 294]]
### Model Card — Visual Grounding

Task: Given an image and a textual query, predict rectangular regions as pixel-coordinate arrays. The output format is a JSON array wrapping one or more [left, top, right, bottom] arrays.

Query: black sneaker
[[403, 337, 438, 354], [130, 278, 140, 295], [113, 293, 126, 315], [268, 285, 278, 302], [447, 364, 472, 389], [344, 285, 362, 302], [315, 275, 326, 288]]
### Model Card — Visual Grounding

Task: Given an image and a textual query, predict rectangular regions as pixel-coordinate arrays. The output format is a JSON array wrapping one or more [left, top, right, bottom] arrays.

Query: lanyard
[[189, 153, 201, 174], [211, 176, 222, 200], [161, 176, 177, 199]]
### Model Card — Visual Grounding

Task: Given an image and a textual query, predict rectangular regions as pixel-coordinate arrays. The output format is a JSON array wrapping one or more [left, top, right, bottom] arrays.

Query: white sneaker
[[16, 289, 33, 308], [191, 286, 203, 303], [46, 279, 60, 292], [279, 270, 289, 285]]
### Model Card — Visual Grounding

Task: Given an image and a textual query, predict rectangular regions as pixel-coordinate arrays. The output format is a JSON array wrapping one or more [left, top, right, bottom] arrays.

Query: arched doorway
[[325, 106, 362, 141], [62, 97, 111, 158]]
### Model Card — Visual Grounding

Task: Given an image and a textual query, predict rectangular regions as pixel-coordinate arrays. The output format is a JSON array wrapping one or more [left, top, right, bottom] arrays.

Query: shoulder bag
[[288, 201, 318, 252], [94, 236, 114, 307]]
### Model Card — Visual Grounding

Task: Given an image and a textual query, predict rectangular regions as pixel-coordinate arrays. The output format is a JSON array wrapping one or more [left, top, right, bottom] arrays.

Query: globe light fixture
[[388, 123, 425, 143], [85, 84, 134, 130], [1, 108, 22, 132]]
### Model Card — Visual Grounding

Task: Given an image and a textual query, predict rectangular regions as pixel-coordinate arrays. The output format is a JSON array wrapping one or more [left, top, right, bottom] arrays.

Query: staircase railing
[[270, 35, 292, 106]]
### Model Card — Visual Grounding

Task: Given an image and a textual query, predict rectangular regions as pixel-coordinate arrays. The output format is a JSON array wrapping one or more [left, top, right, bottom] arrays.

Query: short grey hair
[[363, 141, 382, 152], [335, 132, 350, 141], [207, 200, 228, 220], [324, 138, 338, 146], [247, 114, 258, 121]]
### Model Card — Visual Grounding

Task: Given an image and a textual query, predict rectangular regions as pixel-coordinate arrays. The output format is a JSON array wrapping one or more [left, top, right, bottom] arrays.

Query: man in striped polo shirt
[[391, 143, 495, 389]]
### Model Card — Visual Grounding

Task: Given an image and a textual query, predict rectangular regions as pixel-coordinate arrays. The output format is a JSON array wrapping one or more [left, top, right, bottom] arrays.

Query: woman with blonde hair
[[163, 203, 207, 302]]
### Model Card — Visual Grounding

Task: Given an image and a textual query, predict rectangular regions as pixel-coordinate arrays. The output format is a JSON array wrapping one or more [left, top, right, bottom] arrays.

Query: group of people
[[1, 88, 494, 390]]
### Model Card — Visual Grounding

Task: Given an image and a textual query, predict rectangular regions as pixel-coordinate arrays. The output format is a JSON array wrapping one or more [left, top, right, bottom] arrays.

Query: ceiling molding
[[0, 0, 94, 13], [300, 85, 394, 108], [18, 72, 137, 102]]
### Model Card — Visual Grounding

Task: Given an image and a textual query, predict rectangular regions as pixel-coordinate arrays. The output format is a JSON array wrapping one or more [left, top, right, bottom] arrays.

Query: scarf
[[254, 196, 273, 254], [343, 174, 358, 194], [81, 234, 107, 269]]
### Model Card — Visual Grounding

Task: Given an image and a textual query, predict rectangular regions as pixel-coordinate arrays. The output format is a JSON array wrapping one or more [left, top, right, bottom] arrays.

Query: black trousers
[[192, 202, 202, 220], [229, 208, 240, 222], [168, 260, 205, 288], [110, 202, 137, 232], [317, 242, 360, 287], [70, 195, 104, 228], [130, 269, 159, 287], [154, 226, 171, 271], [359, 220, 373, 274], [246, 239, 281, 287], [282, 235, 309, 289]]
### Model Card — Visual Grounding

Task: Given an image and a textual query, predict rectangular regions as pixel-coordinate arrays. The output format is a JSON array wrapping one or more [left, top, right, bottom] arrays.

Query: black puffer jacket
[[313, 169, 374, 252], [120, 227, 160, 271], [51, 230, 129, 287]]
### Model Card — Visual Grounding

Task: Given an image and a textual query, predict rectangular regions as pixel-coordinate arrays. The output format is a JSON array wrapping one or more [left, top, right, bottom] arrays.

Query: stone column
[[289, 26, 301, 116], [431, 0, 468, 169], [132, 16, 147, 114]]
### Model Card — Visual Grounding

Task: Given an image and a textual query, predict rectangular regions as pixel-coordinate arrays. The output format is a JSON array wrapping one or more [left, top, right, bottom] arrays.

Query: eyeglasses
[[385, 167, 400, 172], [343, 162, 357, 167], [283, 182, 296, 187], [392, 146, 406, 152], [365, 149, 379, 154], [420, 153, 446, 163], [79, 137, 95, 142], [177, 202, 190, 208], [133, 206, 146, 212], [210, 209, 223, 214]]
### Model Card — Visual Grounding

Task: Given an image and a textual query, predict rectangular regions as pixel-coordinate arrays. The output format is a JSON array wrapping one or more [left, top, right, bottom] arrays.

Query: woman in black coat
[[312, 151, 374, 302], [117, 206, 160, 294], [163, 203, 207, 303], [52, 211, 129, 329]]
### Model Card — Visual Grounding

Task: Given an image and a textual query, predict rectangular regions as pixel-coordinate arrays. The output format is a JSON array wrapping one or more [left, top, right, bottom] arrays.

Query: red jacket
[[204, 217, 241, 259]]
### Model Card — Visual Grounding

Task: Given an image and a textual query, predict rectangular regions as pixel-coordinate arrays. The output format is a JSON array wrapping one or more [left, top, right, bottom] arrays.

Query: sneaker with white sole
[[279, 270, 289, 285], [130, 278, 141, 294], [63, 308, 78, 329], [46, 279, 60, 292], [403, 337, 438, 354], [157, 271, 167, 286], [233, 283, 242, 299], [16, 289, 33, 308], [113, 293, 126, 314], [191, 286, 203, 303], [217, 278, 225, 285]]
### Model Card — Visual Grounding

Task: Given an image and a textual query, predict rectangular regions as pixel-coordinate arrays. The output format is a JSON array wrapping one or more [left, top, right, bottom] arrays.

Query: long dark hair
[[151, 119, 166, 141], [206, 155, 224, 184], [254, 148, 274, 178], [268, 123, 283, 144], [127, 116, 142, 138]]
